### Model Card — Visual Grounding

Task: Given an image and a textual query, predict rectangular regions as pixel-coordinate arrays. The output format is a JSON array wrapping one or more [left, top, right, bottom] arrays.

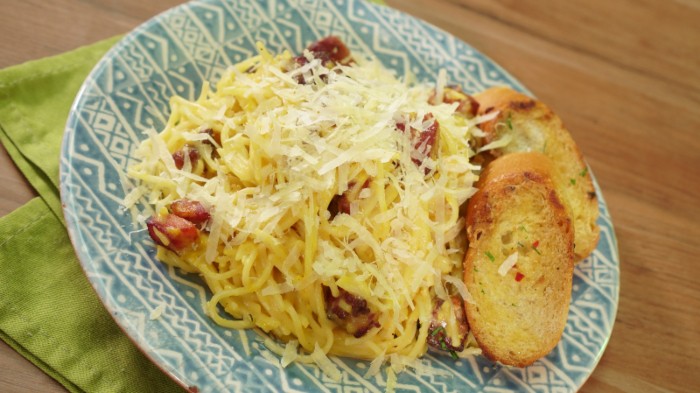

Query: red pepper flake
[[515, 272, 525, 282], [532, 240, 540, 248]]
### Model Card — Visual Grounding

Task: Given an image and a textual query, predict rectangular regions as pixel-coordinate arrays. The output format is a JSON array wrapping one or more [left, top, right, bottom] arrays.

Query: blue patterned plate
[[60, 0, 619, 391]]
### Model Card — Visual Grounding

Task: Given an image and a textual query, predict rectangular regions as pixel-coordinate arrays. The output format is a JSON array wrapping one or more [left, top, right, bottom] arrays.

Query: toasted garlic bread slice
[[464, 152, 574, 367], [474, 87, 599, 261]]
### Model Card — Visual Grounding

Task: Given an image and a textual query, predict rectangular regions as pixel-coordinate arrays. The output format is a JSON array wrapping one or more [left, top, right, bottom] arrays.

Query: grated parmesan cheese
[[498, 252, 519, 276], [281, 340, 299, 368], [310, 343, 342, 381], [444, 274, 476, 305], [149, 303, 166, 320], [364, 353, 386, 378]]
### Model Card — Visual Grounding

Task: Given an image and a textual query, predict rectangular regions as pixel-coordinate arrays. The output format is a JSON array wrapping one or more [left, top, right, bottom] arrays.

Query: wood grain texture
[[1, 0, 698, 392]]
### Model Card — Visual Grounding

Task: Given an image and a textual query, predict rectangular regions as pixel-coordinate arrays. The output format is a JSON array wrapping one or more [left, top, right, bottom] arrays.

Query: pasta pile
[[126, 38, 491, 379]]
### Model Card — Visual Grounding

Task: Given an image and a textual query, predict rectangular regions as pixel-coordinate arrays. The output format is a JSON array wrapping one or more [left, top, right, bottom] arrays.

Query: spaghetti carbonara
[[125, 37, 491, 380]]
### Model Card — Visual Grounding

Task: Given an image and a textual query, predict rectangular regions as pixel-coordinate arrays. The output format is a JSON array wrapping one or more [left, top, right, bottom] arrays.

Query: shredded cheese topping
[[498, 252, 519, 276], [126, 41, 489, 376]]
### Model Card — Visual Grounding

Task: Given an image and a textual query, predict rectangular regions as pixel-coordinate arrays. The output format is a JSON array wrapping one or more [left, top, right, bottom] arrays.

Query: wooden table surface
[[1, 0, 698, 392]]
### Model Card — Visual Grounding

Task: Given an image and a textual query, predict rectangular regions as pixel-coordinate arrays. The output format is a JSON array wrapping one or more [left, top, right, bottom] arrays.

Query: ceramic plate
[[60, 0, 619, 391]]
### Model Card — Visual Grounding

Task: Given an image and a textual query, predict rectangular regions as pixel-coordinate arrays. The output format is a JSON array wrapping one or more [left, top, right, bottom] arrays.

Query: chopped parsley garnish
[[570, 178, 577, 185], [485, 251, 495, 262], [430, 326, 445, 337], [580, 167, 588, 177], [450, 350, 459, 360], [506, 114, 513, 130]]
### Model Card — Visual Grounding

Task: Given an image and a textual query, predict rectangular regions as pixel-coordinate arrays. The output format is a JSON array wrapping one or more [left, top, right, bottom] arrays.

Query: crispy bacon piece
[[307, 36, 352, 65], [396, 113, 439, 169], [172, 146, 200, 170], [429, 85, 479, 118], [324, 286, 380, 338], [200, 128, 222, 147], [416, 114, 439, 158], [328, 193, 351, 218], [293, 36, 354, 84], [427, 296, 469, 353], [146, 214, 199, 251], [327, 179, 371, 219], [172, 130, 220, 171], [170, 199, 210, 226], [296, 36, 353, 67]]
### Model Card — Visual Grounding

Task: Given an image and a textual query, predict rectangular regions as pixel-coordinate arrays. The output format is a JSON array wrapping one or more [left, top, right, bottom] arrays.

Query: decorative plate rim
[[60, 1, 619, 392]]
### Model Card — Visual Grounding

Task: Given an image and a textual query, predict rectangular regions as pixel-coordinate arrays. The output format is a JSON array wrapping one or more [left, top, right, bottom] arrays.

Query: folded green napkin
[[0, 37, 182, 393]]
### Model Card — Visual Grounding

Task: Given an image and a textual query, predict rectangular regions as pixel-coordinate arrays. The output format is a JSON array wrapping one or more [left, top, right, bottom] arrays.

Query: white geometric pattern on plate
[[60, 0, 619, 392]]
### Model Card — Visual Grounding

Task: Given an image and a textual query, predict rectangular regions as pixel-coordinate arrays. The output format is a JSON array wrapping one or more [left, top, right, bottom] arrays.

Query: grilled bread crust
[[464, 152, 574, 367], [474, 87, 599, 261]]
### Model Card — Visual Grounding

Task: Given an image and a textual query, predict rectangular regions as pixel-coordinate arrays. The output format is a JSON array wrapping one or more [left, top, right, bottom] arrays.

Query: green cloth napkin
[[0, 37, 183, 393]]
